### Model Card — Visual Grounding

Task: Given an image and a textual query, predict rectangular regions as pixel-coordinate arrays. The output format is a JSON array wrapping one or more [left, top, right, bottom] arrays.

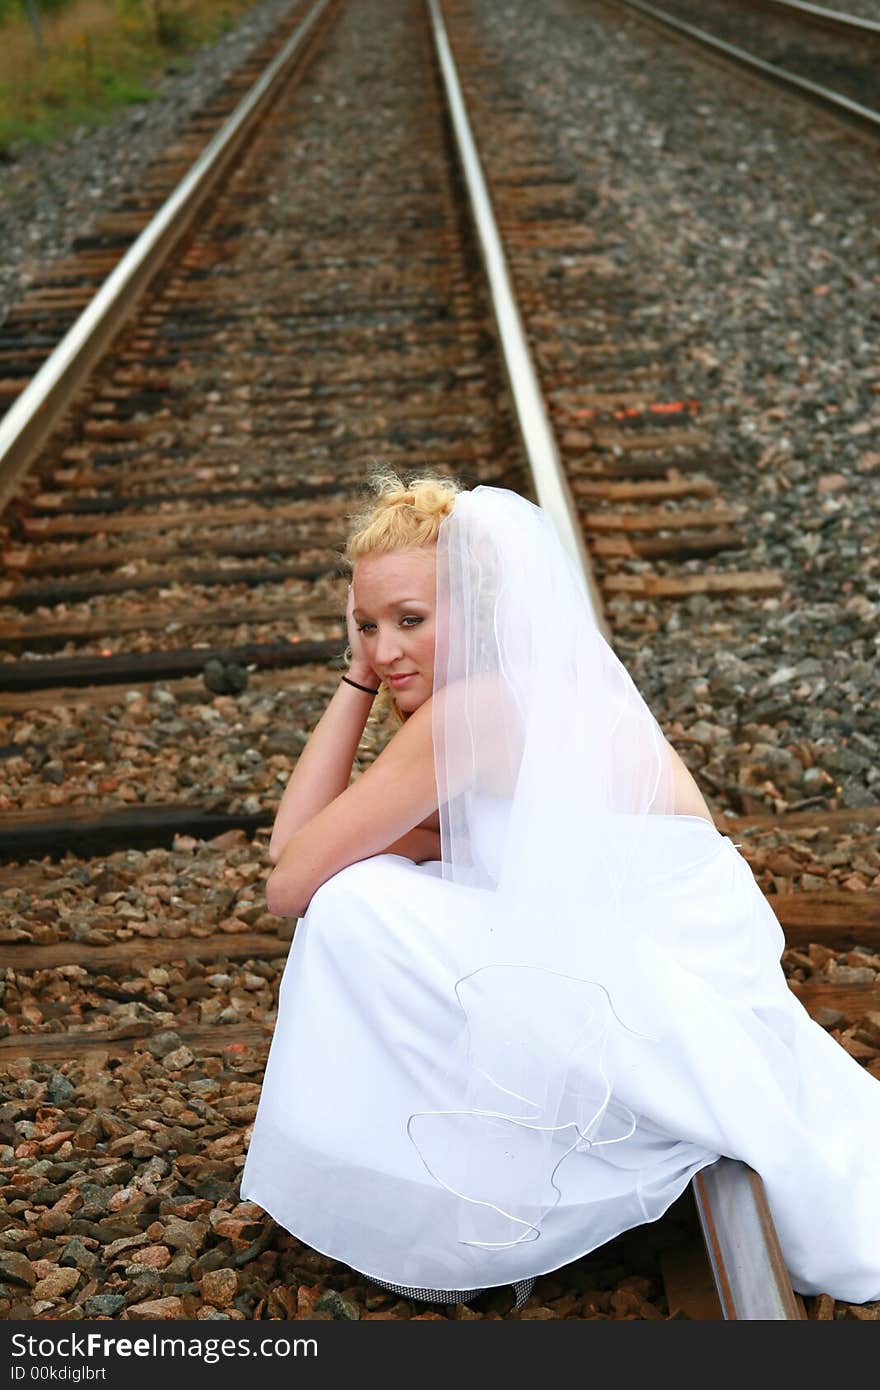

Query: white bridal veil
[[413, 484, 681, 1257]]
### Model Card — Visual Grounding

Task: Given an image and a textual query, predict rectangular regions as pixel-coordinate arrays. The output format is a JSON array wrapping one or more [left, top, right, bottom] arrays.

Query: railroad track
[[1, 0, 877, 1323], [608, 0, 880, 134]]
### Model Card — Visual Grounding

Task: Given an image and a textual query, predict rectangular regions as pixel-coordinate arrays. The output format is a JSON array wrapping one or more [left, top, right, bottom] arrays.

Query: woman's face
[[352, 546, 438, 715]]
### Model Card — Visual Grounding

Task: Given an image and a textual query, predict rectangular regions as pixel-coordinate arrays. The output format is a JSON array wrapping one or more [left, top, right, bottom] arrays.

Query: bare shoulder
[[373, 675, 520, 808], [432, 673, 522, 799], [665, 739, 714, 823]]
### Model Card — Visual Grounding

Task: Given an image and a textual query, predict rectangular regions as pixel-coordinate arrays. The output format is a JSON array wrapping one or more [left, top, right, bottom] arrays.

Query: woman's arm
[[268, 585, 381, 865], [666, 740, 714, 823], [382, 827, 442, 862], [267, 697, 438, 917], [268, 674, 377, 864]]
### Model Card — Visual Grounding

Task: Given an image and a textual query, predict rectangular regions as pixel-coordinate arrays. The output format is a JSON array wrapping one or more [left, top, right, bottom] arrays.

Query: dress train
[[241, 806, 880, 1304]]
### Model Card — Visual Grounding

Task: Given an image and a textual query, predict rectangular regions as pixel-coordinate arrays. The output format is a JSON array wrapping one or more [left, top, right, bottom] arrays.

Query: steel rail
[[752, 0, 880, 38], [612, 0, 880, 136], [424, 0, 609, 641], [0, 0, 336, 517], [426, 0, 803, 1321], [694, 1161, 803, 1319]]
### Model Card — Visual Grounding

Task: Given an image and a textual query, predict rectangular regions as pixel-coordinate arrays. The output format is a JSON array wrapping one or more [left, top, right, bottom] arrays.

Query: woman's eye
[[357, 617, 422, 632]]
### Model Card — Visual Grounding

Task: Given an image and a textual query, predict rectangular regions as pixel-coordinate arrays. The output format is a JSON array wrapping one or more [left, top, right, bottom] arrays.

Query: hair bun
[[344, 467, 463, 567]]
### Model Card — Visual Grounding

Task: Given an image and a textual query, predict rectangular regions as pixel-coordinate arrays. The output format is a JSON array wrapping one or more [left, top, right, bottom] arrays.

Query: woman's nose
[[374, 625, 404, 665]]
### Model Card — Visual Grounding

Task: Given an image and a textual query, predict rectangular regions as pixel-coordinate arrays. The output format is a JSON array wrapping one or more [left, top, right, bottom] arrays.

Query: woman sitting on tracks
[[241, 469, 880, 1311]]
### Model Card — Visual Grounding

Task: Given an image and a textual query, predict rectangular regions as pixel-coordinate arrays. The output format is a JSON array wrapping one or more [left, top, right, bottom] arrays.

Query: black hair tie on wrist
[[341, 674, 380, 696]]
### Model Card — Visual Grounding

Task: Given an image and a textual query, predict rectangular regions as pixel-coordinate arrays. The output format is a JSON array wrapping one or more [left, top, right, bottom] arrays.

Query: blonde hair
[[343, 466, 463, 728]]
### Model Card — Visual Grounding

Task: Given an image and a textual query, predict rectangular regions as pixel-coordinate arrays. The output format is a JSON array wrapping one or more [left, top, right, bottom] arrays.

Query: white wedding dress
[[241, 794, 880, 1306]]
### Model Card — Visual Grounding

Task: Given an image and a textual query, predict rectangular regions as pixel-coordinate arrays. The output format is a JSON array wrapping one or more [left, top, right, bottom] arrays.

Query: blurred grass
[[0, 1, 263, 156]]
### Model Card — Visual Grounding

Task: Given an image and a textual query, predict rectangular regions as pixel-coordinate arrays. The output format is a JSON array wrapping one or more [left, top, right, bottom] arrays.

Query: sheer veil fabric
[[414, 485, 694, 1256]]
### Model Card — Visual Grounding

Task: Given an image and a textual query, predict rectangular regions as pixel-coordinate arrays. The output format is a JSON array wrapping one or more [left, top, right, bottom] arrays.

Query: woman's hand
[[345, 583, 380, 689]]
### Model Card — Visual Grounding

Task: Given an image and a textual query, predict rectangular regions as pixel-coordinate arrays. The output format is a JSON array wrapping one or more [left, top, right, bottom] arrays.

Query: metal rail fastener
[[0, 0, 335, 516], [426, 0, 803, 1321]]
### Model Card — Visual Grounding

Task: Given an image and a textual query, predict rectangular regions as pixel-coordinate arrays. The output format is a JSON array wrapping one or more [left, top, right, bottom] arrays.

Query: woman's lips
[[387, 673, 416, 688]]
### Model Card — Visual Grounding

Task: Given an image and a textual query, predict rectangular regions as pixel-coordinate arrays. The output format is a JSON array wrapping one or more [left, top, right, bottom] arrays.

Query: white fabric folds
[[241, 486, 880, 1302]]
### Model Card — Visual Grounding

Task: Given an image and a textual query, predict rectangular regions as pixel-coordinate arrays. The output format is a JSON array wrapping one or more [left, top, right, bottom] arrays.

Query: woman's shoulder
[[431, 674, 522, 801]]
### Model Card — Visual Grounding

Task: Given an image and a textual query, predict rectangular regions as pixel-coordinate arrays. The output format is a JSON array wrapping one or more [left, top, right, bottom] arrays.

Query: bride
[[240, 469, 880, 1311]]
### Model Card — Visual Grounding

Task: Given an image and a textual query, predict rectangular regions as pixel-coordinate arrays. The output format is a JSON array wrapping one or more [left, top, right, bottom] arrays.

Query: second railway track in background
[[609, 0, 880, 133], [0, 0, 877, 1323]]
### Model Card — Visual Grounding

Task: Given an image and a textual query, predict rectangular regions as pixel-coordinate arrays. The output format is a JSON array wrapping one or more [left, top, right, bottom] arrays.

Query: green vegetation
[[0, 1, 260, 156]]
